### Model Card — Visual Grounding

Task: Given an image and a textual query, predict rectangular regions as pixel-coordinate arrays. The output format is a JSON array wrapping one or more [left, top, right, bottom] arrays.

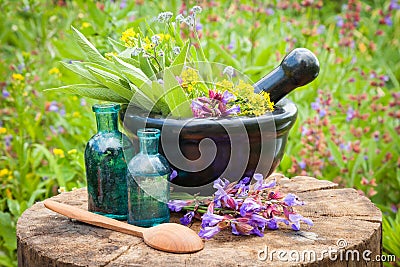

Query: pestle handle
[[253, 48, 320, 103]]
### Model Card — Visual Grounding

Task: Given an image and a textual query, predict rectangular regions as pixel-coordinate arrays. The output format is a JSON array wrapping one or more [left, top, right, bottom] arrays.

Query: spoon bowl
[[43, 200, 204, 254]]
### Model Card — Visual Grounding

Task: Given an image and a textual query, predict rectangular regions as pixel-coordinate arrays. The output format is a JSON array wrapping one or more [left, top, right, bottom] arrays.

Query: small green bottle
[[85, 103, 133, 220], [127, 128, 170, 227]]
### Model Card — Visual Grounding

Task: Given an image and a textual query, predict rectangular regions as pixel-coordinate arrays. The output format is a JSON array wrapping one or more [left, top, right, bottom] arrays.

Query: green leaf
[[108, 37, 126, 53], [171, 40, 190, 73], [128, 83, 157, 111], [7, 199, 20, 217], [208, 39, 240, 69], [71, 26, 114, 69], [327, 139, 345, 169], [87, 65, 133, 101], [0, 211, 16, 251], [45, 84, 128, 103], [60, 61, 99, 84], [113, 56, 150, 88], [139, 56, 157, 79], [163, 68, 192, 118]]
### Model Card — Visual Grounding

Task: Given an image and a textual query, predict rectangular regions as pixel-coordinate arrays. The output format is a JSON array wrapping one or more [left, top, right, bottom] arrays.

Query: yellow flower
[[0, 169, 10, 177], [105, 52, 118, 60], [72, 111, 81, 118], [121, 28, 137, 47], [68, 149, 78, 155], [48, 67, 60, 75], [81, 22, 91, 28], [12, 73, 24, 81], [53, 148, 65, 158], [216, 79, 234, 91], [260, 91, 274, 111], [181, 68, 200, 85], [5, 188, 12, 199], [0, 127, 6, 134], [164, 34, 171, 41], [143, 42, 155, 51]]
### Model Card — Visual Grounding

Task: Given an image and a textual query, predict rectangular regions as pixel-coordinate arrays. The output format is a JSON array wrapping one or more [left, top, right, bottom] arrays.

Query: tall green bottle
[[85, 103, 133, 220]]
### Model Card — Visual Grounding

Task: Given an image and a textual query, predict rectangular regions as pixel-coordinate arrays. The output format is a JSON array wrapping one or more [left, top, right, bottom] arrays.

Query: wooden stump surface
[[17, 174, 382, 267]]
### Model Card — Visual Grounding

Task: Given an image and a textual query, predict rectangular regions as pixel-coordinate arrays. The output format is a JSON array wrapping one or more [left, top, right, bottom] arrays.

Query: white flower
[[175, 14, 185, 23], [222, 66, 235, 78], [191, 6, 202, 14], [131, 47, 143, 56], [157, 11, 173, 23], [151, 35, 161, 45], [173, 46, 181, 55], [184, 16, 195, 28], [158, 51, 164, 57]]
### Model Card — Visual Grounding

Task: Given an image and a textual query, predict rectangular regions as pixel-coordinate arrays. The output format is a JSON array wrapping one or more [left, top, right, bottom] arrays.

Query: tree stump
[[17, 175, 382, 266]]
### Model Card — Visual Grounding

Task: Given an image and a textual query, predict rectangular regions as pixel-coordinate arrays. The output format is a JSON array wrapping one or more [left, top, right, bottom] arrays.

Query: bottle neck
[[139, 137, 159, 155], [95, 112, 119, 132]]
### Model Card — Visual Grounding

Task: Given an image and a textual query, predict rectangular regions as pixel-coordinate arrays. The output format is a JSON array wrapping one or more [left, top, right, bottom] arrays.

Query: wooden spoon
[[43, 200, 204, 254]]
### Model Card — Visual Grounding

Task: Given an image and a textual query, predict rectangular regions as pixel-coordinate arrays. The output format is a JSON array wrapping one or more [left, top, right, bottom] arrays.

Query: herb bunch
[[168, 174, 313, 239]]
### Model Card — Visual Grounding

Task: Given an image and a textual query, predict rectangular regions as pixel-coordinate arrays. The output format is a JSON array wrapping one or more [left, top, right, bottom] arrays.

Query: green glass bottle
[[127, 128, 170, 227], [85, 103, 133, 220]]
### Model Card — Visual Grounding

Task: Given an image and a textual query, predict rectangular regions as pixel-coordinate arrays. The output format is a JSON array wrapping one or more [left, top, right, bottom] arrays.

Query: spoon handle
[[43, 200, 145, 238], [253, 48, 320, 103]]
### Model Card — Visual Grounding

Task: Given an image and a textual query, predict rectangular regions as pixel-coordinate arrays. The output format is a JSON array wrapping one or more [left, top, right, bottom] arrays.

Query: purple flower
[[169, 169, 178, 181], [336, 16, 344, 28], [213, 177, 230, 189], [283, 193, 304, 206], [196, 22, 203, 31], [391, 204, 398, 213], [167, 200, 188, 212], [119, 0, 127, 9], [2, 89, 10, 98], [191, 90, 239, 118], [384, 16, 393, 26], [239, 198, 261, 216], [199, 225, 221, 239], [346, 107, 355, 122], [4, 135, 12, 147], [180, 211, 194, 226], [316, 25, 325, 34], [48, 101, 59, 112], [288, 213, 313, 231], [389, 0, 400, 10], [80, 98, 87, 106], [319, 109, 326, 117], [201, 212, 224, 227], [227, 41, 235, 50], [249, 213, 269, 229], [253, 173, 276, 191], [311, 101, 320, 110], [267, 218, 279, 230], [299, 161, 306, 169], [234, 177, 250, 197], [265, 8, 274, 15], [213, 180, 233, 208], [221, 91, 235, 104]]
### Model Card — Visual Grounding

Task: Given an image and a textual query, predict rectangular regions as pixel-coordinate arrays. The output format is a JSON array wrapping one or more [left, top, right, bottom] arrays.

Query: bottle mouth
[[137, 128, 160, 138], [92, 103, 120, 113]]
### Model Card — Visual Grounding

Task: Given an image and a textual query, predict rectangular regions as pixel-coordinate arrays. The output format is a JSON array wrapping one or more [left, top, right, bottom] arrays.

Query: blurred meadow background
[[0, 0, 399, 265]]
